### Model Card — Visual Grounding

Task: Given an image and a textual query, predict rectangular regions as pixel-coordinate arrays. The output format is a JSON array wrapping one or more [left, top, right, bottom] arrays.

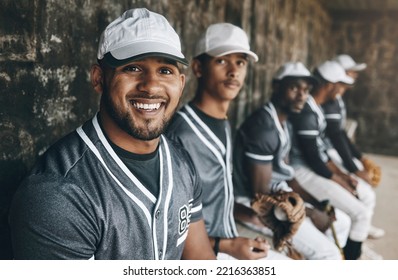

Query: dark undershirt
[[98, 117, 160, 197], [189, 102, 227, 147], [110, 143, 160, 197]]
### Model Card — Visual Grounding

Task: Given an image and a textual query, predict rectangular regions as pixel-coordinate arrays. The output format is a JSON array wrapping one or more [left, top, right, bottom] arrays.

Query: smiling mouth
[[131, 102, 162, 111]]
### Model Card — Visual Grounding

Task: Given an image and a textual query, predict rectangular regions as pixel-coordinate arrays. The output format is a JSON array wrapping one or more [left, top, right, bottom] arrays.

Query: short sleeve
[[239, 109, 279, 163], [290, 108, 319, 139], [9, 174, 99, 259]]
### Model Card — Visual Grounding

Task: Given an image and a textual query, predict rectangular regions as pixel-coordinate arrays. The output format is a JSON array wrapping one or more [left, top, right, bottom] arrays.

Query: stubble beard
[[102, 90, 176, 141]]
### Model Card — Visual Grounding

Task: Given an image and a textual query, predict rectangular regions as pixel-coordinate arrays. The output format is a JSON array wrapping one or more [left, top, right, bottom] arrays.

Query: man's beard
[[102, 90, 174, 141]]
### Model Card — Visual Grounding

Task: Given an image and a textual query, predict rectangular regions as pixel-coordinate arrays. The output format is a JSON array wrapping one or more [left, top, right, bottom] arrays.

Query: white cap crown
[[194, 23, 258, 62], [333, 54, 367, 71], [274, 62, 312, 80], [316, 60, 354, 84], [97, 8, 188, 67]]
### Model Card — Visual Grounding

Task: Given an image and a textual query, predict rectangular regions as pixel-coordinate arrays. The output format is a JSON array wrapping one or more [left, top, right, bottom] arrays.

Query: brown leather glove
[[251, 191, 306, 251], [362, 157, 382, 187]]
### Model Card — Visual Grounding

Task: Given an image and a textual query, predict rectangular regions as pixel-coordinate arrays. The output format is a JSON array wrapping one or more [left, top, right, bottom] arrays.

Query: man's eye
[[237, 60, 247, 67], [123, 65, 140, 72], [216, 59, 226, 64], [160, 68, 173, 75]]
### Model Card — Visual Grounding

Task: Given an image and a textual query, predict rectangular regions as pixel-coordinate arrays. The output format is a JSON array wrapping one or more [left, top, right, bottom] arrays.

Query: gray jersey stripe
[[225, 127, 238, 237], [297, 130, 319, 136], [76, 126, 152, 226], [92, 116, 157, 203], [185, 105, 226, 155], [324, 114, 341, 119], [245, 152, 274, 161], [161, 136, 174, 258]]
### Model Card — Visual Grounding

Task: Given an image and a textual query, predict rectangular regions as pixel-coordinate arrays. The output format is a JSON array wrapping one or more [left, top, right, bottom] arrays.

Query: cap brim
[[274, 75, 319, 86], [347, 63, 367, 71], [102, 41, 189, 67], [102, 52, 189, 68], [206, 45, 258, 62], [339, 75, 355, 85]]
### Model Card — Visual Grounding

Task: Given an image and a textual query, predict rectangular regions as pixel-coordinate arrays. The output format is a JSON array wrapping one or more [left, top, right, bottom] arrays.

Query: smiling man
[[9, 8, 215, 260]]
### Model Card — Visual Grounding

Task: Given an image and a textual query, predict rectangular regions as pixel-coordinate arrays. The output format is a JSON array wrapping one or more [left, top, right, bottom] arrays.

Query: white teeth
[[132, 102, 161, 110]]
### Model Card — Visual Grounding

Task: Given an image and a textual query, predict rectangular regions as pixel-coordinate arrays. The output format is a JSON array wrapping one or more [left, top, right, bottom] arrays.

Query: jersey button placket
[[155, 209, 161, 219]]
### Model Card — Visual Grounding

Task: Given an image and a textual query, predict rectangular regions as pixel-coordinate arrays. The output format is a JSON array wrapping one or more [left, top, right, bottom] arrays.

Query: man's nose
[[137, 72, 162, 94]]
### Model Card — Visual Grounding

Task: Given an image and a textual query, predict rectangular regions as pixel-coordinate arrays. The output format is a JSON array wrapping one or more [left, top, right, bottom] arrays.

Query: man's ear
[[90, 64, 104, 94], [191, 59, 203, 78]]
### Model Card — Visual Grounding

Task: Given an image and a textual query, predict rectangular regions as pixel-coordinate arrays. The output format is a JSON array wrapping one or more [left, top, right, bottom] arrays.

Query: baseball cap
[[273, 62, 318, 85], [332, 54, 367, 71], [316, 60, 354, 84], [97, 8, 188, 67], [194, 23, 258, 62]]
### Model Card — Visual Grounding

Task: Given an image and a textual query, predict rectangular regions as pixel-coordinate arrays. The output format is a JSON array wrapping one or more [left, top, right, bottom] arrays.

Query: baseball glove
[[362, 157, 382, 187], [251, 191, 306, 251]]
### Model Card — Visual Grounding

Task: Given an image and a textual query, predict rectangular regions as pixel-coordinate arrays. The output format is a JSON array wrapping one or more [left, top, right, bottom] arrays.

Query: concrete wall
[[330, 11, 398, 156]]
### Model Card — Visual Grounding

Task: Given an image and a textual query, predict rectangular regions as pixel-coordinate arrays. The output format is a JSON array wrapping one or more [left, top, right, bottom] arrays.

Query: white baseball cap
[[97, 8, 188, 67], [316, 60, 354, 84], [332, 54, 367, 71], [273, 62, 318, 84], [194, 23, 258, 62]]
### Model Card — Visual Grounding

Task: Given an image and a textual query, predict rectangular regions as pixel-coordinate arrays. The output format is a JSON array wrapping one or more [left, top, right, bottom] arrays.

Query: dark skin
[[91, 57, 215, 260]]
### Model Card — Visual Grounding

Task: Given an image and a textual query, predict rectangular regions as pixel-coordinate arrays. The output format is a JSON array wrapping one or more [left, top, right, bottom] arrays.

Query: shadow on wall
[[0, 160, 28, 259]]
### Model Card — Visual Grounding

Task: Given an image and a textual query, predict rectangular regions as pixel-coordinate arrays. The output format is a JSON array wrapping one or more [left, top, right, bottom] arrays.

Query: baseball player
[[166, 23, 289, 260], [9, 8, 215, 260], [233, 62, 350, 260], [288, 60, 378, 259], [323, 54, 384, 240]]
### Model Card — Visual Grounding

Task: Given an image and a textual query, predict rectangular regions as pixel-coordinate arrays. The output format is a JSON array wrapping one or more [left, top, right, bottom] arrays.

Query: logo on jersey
[[178, 201, 192, 236]]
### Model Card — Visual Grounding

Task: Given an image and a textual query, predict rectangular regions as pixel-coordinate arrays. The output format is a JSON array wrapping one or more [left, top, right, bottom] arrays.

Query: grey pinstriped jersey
[[166, 104, 238, 239], [10, 114, 202, 260], [233, 102, 295, 198]]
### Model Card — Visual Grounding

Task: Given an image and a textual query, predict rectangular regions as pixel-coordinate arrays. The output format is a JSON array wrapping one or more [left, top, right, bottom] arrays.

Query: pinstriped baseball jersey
[[9, 114, 202, 260], [233, 102, 295, 198], [166, 104, 238, 239], [289, 95, 329, 167]]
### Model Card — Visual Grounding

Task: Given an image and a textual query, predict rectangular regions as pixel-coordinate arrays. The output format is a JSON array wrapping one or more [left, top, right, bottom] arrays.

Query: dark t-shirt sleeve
[[344, 132, 363, 159], [325, 119, 359, 172], [290, 111, 333, 178], [9, 175, 98, 259], [240, 111, 278, 164]]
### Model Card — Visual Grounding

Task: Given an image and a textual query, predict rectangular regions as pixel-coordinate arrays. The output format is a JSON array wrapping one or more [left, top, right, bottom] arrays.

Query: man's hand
[[306, 207, 333, 233], [354, 169, 372, 185], [221, 237, 269, 260], [331, 173, 358, 197]]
